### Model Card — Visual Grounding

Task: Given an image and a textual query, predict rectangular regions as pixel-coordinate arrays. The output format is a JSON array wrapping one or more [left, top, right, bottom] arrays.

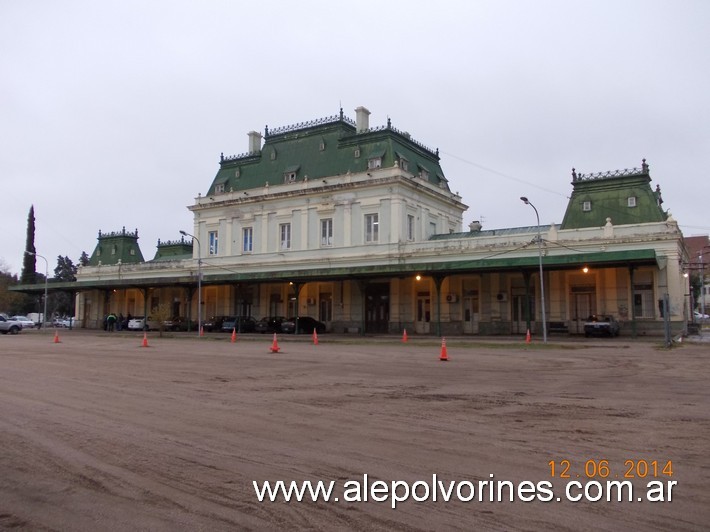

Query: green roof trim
[[12, 249, 657, 294]]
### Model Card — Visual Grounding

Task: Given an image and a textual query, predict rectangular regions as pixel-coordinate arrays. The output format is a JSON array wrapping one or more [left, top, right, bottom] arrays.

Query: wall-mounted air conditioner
[[445, 293, 458, 303], [496, 292, 508, 302]]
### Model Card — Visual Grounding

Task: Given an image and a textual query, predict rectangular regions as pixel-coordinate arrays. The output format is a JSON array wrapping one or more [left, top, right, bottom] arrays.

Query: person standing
[[107, 312, 117, 332]]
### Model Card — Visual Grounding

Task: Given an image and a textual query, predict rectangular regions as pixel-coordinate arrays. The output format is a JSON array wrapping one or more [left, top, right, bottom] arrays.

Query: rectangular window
[[243, 227, 253, 253], [407, 215, 415, 241], [628, 196, 637, 207], [284, 172, 297, 183], [279, 223, 291, 250], [365, 213, 379, 243], [368, 157, 382, 170], [215, 183, 225, 194], [320, 218, 333, 247], [583, 201, 591, 212], [208, 231, 219, 255], [429, 222, 437, 237]]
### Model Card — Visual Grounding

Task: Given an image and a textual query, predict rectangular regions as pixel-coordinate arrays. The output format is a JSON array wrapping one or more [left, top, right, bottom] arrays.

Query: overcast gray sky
[[2, 0, 709, 276]]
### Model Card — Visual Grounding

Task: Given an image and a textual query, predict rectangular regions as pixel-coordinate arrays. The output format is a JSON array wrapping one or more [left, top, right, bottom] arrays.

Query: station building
[[36, 107, 693, 336]]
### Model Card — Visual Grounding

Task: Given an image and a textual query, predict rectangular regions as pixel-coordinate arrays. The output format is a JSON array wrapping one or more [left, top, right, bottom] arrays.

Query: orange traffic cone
[[142, 332, 149, 348], [199, 325, 204, 337], [439, 337, 448, 361], [312, 329, 319, 345], [270, 333, 280, 353], [53, 330, 61, 343], [402, 328, 408, 343], [231, 327, 237, 343], [525, 329, 531, 344]]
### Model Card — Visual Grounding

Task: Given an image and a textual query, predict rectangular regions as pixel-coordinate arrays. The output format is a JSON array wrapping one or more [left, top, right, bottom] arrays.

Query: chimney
[[355, 106, 370, 133], [248, 131, 262, 153]]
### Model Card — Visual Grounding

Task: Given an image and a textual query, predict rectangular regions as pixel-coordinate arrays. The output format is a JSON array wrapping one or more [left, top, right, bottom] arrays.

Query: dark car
[[281, 316, 325, 334], [221, 316, 257, 333], [255, 316, 286, 333], [169, 317, 198, 332], [584, 315, 620, 337], [203, 315, 230, 332]]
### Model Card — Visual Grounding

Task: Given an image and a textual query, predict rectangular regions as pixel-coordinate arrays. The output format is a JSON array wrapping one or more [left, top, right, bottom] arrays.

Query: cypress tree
[[20, 205, 36, 285]]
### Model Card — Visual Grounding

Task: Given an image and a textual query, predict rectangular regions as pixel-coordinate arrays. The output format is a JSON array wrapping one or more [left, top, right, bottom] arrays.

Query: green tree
[[50, 256, 77, 317], [54, 256, 77, 281], [20, 205, 36, 285], [0, 260, 25, 315], [78, 251, 90, 267]]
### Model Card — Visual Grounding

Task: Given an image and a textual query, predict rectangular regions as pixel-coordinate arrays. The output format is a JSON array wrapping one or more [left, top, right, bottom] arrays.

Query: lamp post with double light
[[25, 250, 48, 331], [520, 197, 547, 343], [180, 230, 202, 337]]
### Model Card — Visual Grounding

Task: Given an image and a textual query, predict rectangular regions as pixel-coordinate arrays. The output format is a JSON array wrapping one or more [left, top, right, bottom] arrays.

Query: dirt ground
[[0, 330, 707, 531]]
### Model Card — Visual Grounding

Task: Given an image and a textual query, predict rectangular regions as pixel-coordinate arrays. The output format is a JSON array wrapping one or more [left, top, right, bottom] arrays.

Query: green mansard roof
[[152, 237, 193, 262], [560, 160, 667, 229], [88, 227, 145, 266], [208, 109, 447, 195]]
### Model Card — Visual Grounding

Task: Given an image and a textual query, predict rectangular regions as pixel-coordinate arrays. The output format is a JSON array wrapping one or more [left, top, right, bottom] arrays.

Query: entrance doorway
[[365, 283, 389, 333], [415, 292, 431, 334], [463, 293, 479, 334], [512, 294, 532, 334], [572, 291, 594, 334]]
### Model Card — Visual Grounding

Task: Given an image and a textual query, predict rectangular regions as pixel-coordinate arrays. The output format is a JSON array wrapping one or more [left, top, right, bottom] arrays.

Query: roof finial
[[642, 158, 649, 173], [387, 116, 391, 129], [265, 125, 269, 137], [572, 168, 577, 181]]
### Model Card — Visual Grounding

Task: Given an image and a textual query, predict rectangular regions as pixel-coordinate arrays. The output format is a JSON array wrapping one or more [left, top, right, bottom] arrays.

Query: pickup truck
[[0, 316, 22, 334]]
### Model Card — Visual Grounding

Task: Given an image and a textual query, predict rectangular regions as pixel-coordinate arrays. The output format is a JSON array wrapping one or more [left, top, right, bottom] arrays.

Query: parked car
[[127, 316, 161, 331], [0, 316, 22, 334], [10, 316, 35, 329], [203, 315, 230, 332], [169, 316, 198, 331], [693, 310, 709, 321], [52, 317, 79, 328], [255, 316, 286, 333], [584, 315, 620, 337], [281, 316, 325, 334], [221, 316, 257, 333]]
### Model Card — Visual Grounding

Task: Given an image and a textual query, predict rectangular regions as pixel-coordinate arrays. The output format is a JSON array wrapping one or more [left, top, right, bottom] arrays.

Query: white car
[[10, 316, 35, 329], [127, 316, 160, 331], [694, 310, 709, 320]]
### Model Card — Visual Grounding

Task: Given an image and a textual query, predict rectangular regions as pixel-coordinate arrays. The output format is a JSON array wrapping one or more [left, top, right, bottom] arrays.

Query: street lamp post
[[700, 246, 710, 325], [25, 250, 48, 331], [180, 230, 202, 337], [520, 197, 547, 343]]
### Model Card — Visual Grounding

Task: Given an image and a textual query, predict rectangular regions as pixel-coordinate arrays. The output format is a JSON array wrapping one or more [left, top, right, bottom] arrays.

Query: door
[[365, 283, 389, 334], [512, 294, 531, 334], [463, 294, 479, 334], [573, 292, 594, 334], [415, 292, 431, 334]]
